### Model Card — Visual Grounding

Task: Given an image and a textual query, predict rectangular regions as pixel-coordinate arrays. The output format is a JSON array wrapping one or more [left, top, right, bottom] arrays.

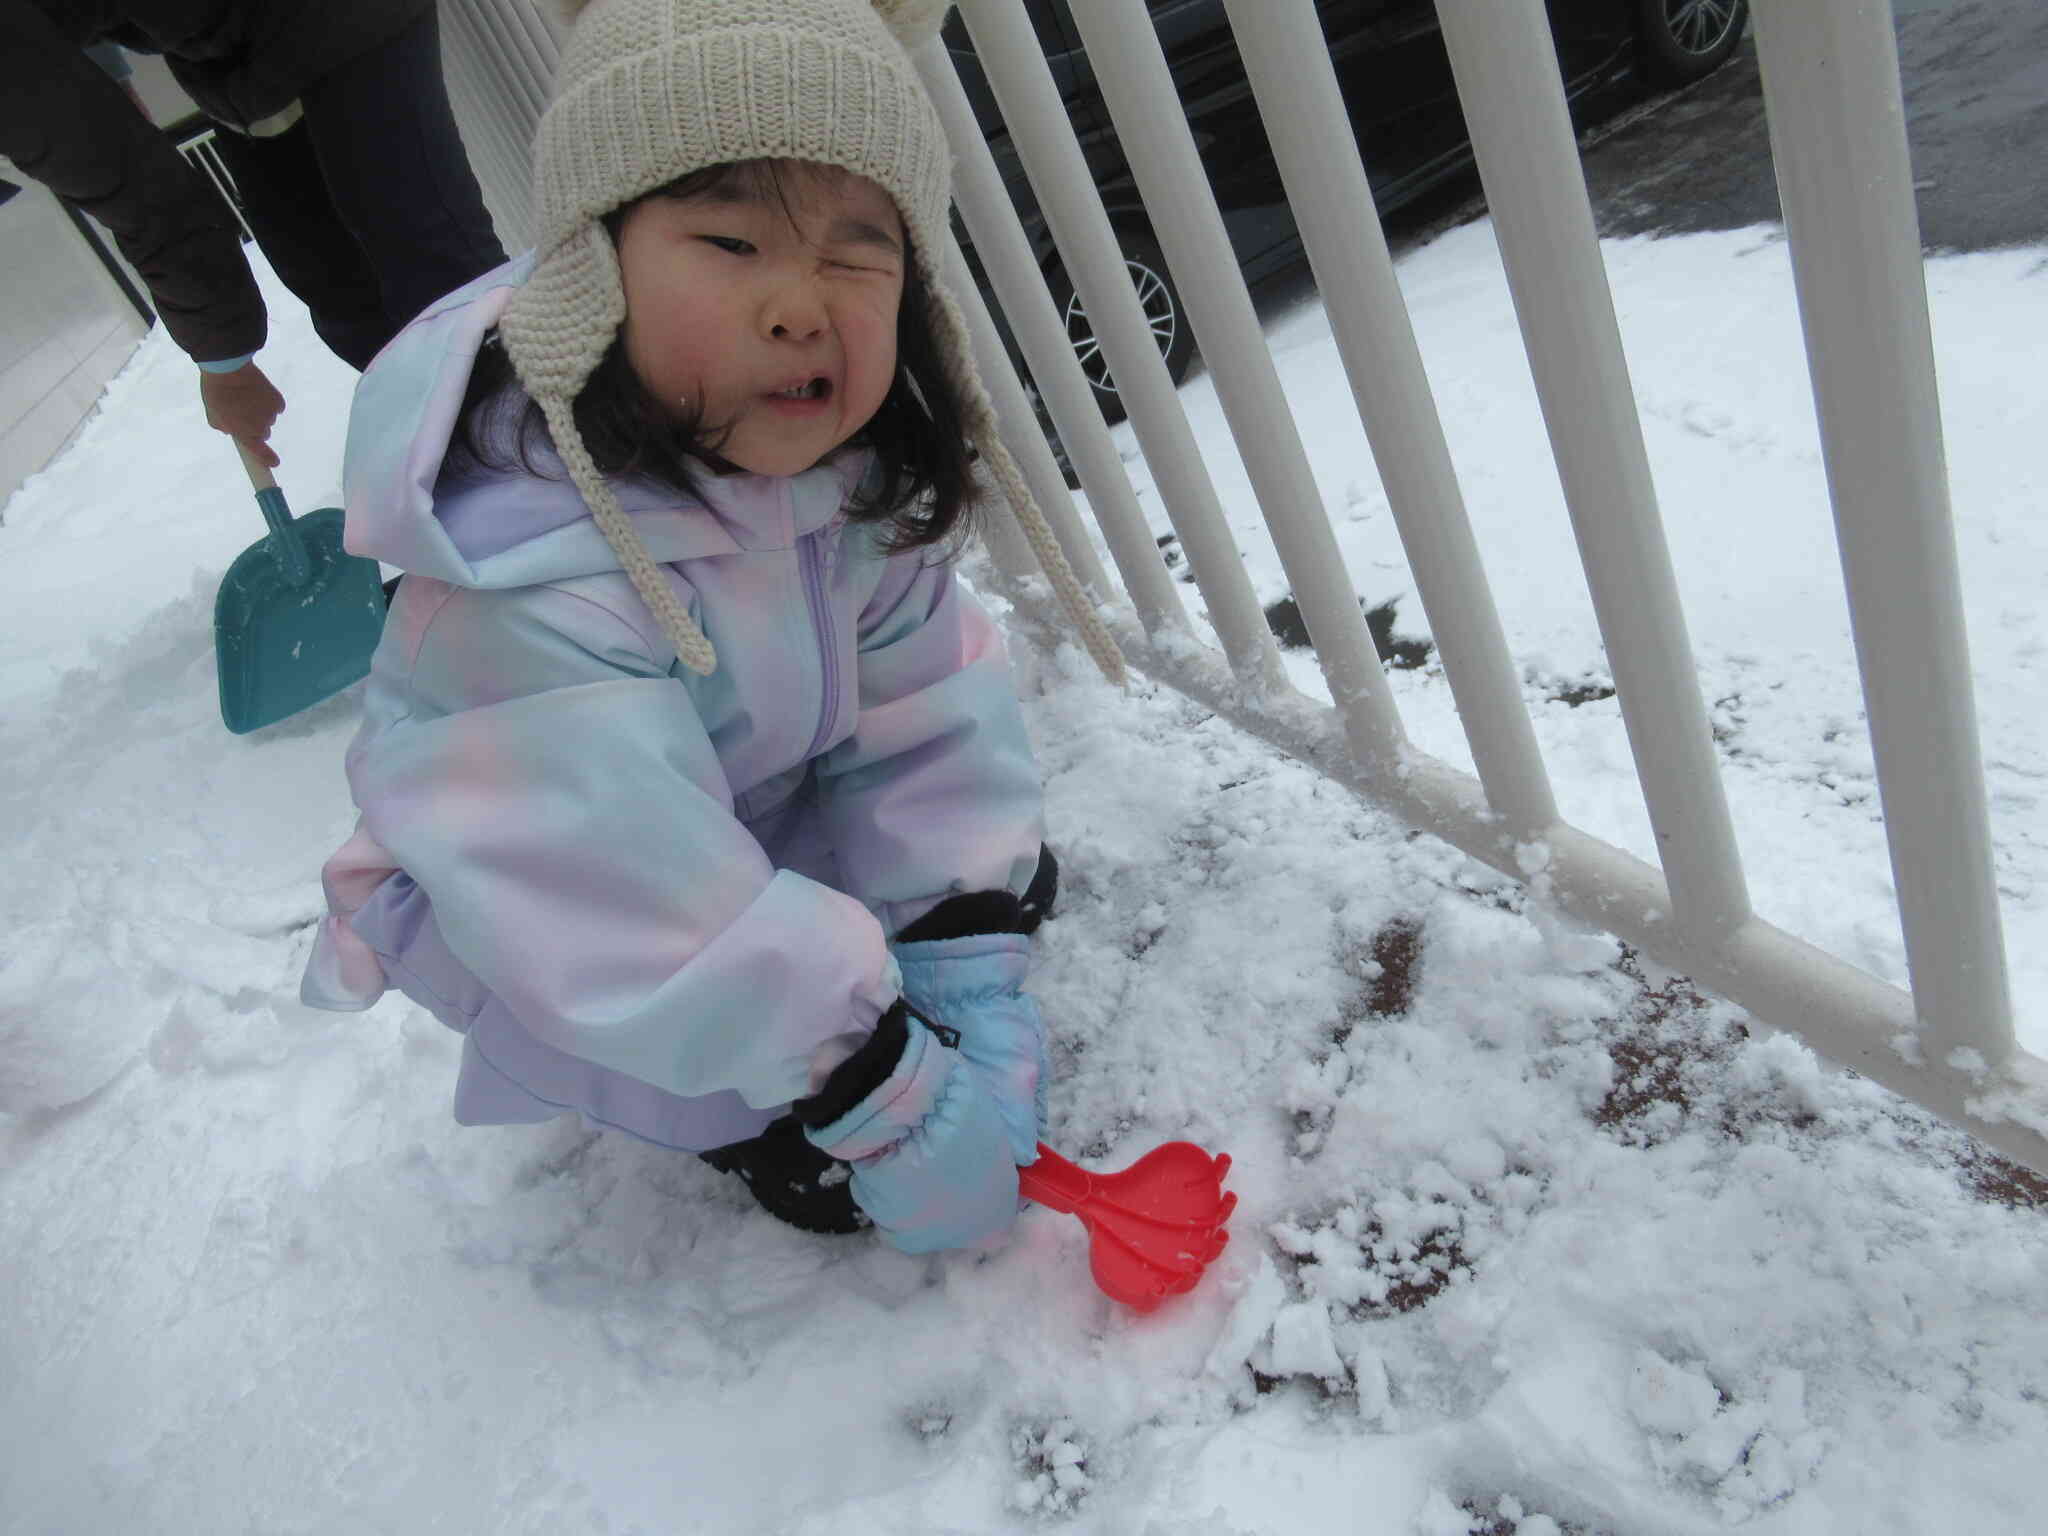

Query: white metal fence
[[441, 0, 2045, 1176]]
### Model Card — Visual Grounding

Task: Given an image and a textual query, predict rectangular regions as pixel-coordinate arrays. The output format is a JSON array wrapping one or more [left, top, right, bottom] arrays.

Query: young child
[[300, 0, 1124, 1254]]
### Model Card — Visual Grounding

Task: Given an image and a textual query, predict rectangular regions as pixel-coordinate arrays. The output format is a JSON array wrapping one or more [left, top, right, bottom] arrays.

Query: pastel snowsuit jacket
[[301, 258, 1046, 1152]]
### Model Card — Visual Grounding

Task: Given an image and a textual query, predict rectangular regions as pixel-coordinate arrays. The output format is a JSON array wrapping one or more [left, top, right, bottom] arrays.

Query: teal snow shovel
[[214, 444, 386, 734]]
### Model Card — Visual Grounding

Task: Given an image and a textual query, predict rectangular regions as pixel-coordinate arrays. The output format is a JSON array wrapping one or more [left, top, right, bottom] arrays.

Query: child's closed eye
[[700, 235, 755, 255]]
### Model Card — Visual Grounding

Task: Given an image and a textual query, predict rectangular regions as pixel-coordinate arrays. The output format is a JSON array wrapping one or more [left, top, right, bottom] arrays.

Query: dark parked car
[[944, 0, 1750, 421]]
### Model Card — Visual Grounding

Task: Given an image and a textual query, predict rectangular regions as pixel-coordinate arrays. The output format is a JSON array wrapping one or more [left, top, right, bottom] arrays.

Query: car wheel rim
[[1662, 0, 1740, 56], [1063, 256, 1178, 397]]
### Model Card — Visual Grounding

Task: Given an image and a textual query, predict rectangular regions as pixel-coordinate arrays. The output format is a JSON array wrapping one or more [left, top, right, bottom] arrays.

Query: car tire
[[1636, 0, 1749, 86], [1044, 228, 1195, 426]]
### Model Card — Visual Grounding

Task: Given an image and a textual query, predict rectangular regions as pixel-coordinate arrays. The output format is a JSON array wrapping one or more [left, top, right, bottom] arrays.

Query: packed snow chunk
[[1625, 1349, 1721, 1437], [1945, 1046, 1991, 1080], [1705, 1372, 1827, 1522], [1009, 1417, 1093, 1517], [1526, 902, 1624, 976], [0, 921, 164, 1110], [1349, 1342, 1392, 1423], [1627, 1352, 1826, 1520], [1267, 1300, 1346, 1382], [1482, 1497, 1565, 1536], [1412, 1485, 1480, 1536], [1440, 1135, 1508, 1187], [1203, 1253, 1288, 1384]]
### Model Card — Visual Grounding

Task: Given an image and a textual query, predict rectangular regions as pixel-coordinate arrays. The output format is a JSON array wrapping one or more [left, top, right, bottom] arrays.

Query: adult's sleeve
[[0, 1, 265, 362], [349, 580, 901, 1111], [813, 550, 1046, 936]]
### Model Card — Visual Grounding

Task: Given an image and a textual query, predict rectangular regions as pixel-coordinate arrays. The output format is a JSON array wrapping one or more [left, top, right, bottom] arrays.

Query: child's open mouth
[[765, 377, 832, 406]]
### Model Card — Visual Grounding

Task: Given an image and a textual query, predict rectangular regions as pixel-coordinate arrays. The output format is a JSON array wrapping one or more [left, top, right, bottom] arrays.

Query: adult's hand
[[199, 362, 285, 468]]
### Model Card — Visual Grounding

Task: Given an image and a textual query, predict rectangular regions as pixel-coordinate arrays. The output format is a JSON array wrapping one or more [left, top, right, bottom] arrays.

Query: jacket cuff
[[893, 890, 1024, 943], [891, 845, 1059, 942], [796, 1002, 910, 1130]]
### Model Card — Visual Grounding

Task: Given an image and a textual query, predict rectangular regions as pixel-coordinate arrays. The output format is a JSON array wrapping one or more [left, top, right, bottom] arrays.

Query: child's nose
[[763, 278, 829, 341]]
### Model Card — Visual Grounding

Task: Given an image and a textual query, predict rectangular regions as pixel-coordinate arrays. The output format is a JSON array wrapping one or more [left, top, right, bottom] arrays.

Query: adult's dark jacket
[[0, 0, 430, 362]]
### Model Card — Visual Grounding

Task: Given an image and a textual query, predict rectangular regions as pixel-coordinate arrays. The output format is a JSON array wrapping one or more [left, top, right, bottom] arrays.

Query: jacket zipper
[[800, 528, 841, 762]]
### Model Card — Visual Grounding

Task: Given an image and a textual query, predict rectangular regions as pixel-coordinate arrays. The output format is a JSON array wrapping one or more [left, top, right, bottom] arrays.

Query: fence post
[[939, 236, 1119, 601], [1059, 0, 1407, 779], [915, 37, 1190, 639], [1435, 0, 1752, 953], [1224, 0, 1559, 845], [1750, 0, 2014, 1069], [953, 0, 1288, 694]]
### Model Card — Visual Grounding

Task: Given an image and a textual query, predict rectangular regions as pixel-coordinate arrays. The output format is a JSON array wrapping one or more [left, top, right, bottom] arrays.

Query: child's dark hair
[[448, 161, 976, 552]]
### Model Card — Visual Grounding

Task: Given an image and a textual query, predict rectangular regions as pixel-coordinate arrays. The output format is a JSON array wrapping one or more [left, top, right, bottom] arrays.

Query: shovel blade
[[215, 505, 386, 734], [1089, 1142, 1235, 1227], [1082, 1208, 1232, 1313], [1021, 1140, 1236, 1313]]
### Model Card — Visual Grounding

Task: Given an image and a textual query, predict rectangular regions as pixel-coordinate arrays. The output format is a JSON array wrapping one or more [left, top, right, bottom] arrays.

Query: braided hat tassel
[[538, 395, 720, 675], [971, 415, 1128, 686], [921, 278, 1126, 685]]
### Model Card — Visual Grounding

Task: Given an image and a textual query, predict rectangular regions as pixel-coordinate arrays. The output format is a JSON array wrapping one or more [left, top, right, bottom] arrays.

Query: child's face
[[614, 164, 908, 479]]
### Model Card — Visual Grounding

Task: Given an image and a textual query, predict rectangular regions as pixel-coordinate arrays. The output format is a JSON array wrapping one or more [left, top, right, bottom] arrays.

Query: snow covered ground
[[2, 224, 2044, 1535]]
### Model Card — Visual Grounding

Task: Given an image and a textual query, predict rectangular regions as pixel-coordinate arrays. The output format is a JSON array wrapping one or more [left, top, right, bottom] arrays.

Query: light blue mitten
[[804, 1017, 1020, 1255], [893, 932, 1047, 1166]]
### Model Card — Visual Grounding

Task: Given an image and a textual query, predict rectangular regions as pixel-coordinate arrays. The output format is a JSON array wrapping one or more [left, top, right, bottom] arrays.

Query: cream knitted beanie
[[500, 0, 1124, 683]]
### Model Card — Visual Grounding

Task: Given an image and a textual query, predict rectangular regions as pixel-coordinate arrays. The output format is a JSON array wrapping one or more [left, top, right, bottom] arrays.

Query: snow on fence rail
[[436, 0, 2044, 1174]]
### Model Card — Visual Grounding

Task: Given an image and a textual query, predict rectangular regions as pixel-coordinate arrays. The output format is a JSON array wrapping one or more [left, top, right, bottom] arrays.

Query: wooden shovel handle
[[235, 440, 277, 493]]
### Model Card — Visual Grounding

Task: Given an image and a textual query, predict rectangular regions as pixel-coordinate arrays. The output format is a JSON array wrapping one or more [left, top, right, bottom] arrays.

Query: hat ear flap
[[501, 223, 629, 408]]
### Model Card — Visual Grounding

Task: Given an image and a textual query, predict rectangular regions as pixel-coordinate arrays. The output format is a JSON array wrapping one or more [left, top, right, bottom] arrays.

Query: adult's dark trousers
[[208, 8, 504, 370]]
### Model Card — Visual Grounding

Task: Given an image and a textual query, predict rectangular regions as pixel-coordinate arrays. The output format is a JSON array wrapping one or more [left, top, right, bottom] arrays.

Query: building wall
[[0, 171, 150, 509], [0, 10, 552, 508], [0, 52, 199, 509]]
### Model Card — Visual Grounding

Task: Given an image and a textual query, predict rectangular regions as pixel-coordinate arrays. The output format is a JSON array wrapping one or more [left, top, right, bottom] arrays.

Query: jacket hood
[[341, 254, 874, 590]]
